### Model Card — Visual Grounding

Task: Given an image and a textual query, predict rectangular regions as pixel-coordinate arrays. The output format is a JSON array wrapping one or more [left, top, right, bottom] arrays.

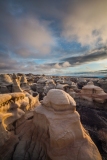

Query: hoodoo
[[34, 89, 102, 160]]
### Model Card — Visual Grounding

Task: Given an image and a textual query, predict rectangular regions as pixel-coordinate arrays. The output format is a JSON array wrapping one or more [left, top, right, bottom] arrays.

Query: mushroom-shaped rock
[[34, 89, 102, 160], [42, 89, 76, 111], [81, 81, 107, 102]]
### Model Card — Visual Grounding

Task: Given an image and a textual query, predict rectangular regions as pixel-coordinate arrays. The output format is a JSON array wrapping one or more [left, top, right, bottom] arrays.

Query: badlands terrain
[[0, 73, 107, 160]]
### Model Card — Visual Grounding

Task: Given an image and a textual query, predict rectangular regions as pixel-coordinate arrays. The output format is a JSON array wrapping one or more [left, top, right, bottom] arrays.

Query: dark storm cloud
[[62, 47, 107, 66]]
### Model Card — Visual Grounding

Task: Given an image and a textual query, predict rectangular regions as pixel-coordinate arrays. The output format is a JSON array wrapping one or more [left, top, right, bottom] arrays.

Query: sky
[[0, 0, 107, 77]]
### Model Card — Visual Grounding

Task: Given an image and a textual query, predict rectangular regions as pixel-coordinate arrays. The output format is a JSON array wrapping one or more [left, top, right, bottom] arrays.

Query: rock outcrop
[[43, 79, 56, 94], [0, 74, 13, 85], [81, 81, 107, 102], [97, 79, 107, 93], [35, 89, 102, 160], [20, 75, 30, 91], [77, 78, 87, 89], [0, 74, 13, 93], [0, 89, 102, 160], [12, 74, 23, 92]]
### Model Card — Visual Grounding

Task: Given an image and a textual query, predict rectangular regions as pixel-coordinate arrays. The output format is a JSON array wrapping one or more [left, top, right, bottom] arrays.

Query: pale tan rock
[[82, 81, 106, 95], [56, 83, 66, 90], [12, 78, 22, 92], [2, 108, 25, 130], [20, 75, 30, 91], [43, 79, 56, 94], [41, 89, 76, 111], [26, 93, 40, 111], [0, 94, 25, 146], [0, 92, 26, 130], [0, 74, 13, 85], [80, 81, 107, 102], [34, 89, 102, 160]]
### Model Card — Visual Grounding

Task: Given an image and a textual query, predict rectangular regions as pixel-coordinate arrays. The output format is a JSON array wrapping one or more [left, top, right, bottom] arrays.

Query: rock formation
[[70, 82, 78, 90], [35, 89, 102, 160], [69, 89, 76, 98], [0, 89, 102, 160], [97, 79, 107, 93], [77, 78, 87, 89], [35, 77, 56, 99], [20, 74, 28, 84], [12, 74, 23, 92], [76, 106, 107, 160], [0, 93, 25, 130], [0, 74, 13, 93], [36, 77, 47, 93], [20, 75, 30, 91], [0, 74, 13, 85], [79, 81, 107, 103], [56, 82, 71, 93]]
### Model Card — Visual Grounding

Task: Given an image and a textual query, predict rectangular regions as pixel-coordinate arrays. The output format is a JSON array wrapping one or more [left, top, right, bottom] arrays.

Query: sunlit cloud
[[62, 0, 107, 47]]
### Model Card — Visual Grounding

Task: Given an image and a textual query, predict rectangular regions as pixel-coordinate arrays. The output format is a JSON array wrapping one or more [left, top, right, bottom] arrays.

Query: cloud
[[53, 61, 71, 69], [70, 69, 107, 77], [63, 47, 107, 66], [62, 0, 107, 47], [0, 0, 107, 75], [0, 2, 56, 58], [13, 18, 55, 55], [62, 61, 71, 67], [54, 63, 61, 69], [86, 66, 92, 71]]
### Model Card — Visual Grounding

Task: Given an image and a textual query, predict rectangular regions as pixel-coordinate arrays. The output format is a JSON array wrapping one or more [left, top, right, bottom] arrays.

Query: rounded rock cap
[[42, 89, 76, 111]]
